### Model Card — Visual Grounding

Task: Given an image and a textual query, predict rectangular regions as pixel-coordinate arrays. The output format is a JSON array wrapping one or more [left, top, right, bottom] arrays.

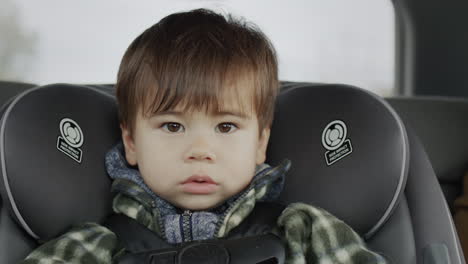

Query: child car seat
[[0, 81, 36, 112], [0, 82, 462, 263], [271, 83, 465, 264], [387, 96, 468, 213]]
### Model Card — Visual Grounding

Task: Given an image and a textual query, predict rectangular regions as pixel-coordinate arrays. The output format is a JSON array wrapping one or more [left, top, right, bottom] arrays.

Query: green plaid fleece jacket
[[21, 160, 387, 264]]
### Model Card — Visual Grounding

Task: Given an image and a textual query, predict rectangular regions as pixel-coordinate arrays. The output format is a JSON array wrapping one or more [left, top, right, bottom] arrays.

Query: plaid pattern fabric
[[20, 223, 118, 264], [275, 203, 388, 264], [20, 160, 387, 263]]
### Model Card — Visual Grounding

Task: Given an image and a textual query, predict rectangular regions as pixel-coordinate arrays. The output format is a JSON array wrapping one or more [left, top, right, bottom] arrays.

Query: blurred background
[[1, 0, 395, 96]]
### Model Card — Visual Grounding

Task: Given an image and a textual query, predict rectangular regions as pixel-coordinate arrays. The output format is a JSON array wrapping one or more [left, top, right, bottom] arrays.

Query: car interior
[[2, 0, 468, 263]]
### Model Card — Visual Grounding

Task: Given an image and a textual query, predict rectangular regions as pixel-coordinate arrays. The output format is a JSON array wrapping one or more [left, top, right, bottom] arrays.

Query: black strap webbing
[[104, 202, 286, 263], [104, 213, 171, 254]]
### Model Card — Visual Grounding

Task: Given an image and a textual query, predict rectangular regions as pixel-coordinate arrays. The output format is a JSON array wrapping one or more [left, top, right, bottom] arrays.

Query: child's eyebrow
[[215, 111, 250, 119], [154, 110, 250, 119]]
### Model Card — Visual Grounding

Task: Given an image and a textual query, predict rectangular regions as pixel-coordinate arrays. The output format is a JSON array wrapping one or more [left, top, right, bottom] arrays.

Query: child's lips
[[182, 175, 217, 184], [181, 175, 219, 194]]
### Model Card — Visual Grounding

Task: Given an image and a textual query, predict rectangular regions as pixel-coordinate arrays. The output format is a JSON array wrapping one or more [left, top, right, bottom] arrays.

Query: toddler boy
[[22, 9, 387, 263]]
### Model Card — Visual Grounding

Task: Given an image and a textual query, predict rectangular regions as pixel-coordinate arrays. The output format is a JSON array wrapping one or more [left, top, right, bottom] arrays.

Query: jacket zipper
[[182, 210, 193, 242]]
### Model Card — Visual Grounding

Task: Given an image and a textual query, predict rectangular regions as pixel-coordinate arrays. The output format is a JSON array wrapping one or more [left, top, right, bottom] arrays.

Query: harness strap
[[104, 202, 287, 264], [103, 213, 171, 254]]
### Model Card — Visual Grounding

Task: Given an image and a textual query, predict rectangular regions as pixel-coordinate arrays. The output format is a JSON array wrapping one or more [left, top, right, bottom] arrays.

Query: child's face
[[121, 94, 270, 210]]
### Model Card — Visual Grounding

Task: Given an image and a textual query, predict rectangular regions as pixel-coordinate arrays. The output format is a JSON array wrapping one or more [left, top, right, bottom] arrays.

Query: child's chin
[[176, 197, 225, 211]]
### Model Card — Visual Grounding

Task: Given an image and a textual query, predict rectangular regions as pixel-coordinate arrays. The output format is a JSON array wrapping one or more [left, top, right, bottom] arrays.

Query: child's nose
[[186, 150, 216, 162], [184, 137, 216, 162]]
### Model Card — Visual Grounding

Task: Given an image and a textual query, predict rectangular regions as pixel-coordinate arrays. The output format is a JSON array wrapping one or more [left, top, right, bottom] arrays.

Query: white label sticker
[[57, 118, 84, 163], [322, 120, 353, 166]]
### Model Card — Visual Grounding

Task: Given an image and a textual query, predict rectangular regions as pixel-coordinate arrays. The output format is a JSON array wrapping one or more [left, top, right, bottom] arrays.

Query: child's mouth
[[181, 175, 218, 194]]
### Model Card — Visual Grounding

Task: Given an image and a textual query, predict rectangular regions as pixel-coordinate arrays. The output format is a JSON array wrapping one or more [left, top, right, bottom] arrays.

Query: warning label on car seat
[[322, 120, 353, 166], [324, 139, 352, 165], [56, 118, 84, 163]]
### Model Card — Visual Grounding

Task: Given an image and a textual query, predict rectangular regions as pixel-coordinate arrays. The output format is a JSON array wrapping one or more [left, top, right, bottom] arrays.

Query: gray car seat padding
[[366, 196, 416, 263], [367, 125, 465, 264], [0, 199, 36, 263], [0, 81, 36, 109], [0, 84, 121, 241], [267, 84, 408, 238], [405, 126, 465, 264], [388, 96, 468, 212]]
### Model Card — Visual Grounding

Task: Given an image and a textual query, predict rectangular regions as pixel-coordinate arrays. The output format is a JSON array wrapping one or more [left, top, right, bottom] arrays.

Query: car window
[[2, 0, 395, 96]]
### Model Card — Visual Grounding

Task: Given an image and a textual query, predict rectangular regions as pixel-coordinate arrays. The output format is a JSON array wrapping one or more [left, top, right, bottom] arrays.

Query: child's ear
[[256, 128, 271, 165], [121, 124, 138, 166]]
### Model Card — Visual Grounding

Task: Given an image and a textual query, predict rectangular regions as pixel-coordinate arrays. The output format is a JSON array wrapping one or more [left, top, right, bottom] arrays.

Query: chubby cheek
[[135, 135, 182, 190], [222, 136, 258, 190]]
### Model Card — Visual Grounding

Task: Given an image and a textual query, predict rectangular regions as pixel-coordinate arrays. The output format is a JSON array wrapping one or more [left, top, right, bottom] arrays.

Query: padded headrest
[[0, 81, 36, 108], [267, 83, 409, 238], [0, 84, 120, 241]]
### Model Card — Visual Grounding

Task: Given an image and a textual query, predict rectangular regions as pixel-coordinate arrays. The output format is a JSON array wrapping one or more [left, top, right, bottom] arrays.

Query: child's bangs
[[140, 57, 257, 119]]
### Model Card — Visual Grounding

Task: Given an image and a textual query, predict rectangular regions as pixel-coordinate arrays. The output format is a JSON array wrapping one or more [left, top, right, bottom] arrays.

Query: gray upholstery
[[387, 97, 468, 213], [270, 83, 465, 263], [268, 84, 408, 238], [402, 127, 464, 264], [0, 84, 120, 243], [0, 82, 464, 264], [367, 197, 416, 263], [0, 81, 36, 110], [0, 198, 36, 263], [0, 81, 38, 263]]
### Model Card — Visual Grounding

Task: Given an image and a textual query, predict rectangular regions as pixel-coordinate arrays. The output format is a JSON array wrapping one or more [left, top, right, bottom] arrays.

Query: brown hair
[[116, 9, 278, 137]]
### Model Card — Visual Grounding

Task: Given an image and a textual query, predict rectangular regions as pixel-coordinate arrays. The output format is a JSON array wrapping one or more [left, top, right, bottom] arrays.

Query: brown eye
[[216, 123, 237, 133], [162, 122, 184, 133]]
